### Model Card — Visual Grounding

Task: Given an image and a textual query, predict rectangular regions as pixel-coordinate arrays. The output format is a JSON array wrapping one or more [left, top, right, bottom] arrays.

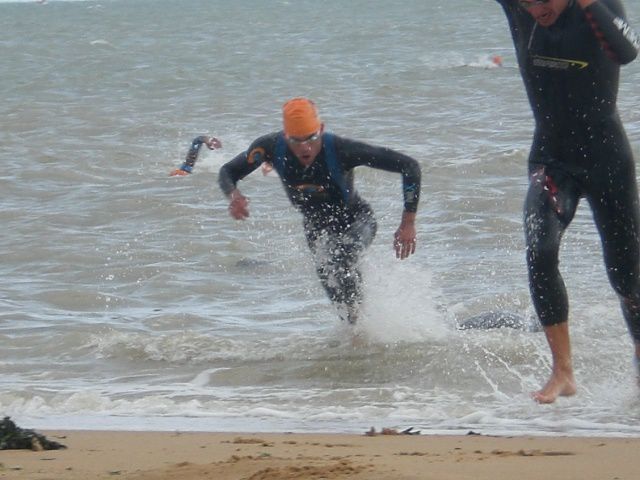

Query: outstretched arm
[[339, 137, 421, 260], [169, 136, 222, 176]]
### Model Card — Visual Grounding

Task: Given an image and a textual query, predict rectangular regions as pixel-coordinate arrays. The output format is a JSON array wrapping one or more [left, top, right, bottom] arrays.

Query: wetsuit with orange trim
[[218, 131, 421, 323], [496, 0, 640, 337]]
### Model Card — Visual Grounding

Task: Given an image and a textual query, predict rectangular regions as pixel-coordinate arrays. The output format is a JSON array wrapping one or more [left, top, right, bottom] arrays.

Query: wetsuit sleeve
[[218, 152, 254, 196], [218, 136, 273, 196], [493, 0, 531, 50], [176, 136, 208, 174], [338, 137, 421, 213], [582, 0, 639, 64]]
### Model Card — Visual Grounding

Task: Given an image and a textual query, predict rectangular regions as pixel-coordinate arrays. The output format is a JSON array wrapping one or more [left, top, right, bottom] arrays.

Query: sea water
[[1, 0, 640, 436]]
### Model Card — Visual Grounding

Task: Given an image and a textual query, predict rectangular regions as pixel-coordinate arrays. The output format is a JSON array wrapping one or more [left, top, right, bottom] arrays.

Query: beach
[[2, 429, 640, 479]]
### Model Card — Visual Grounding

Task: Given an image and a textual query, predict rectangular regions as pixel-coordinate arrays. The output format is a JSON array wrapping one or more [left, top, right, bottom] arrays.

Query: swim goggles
[[518, 0, 550, 8], [286, 131, 322, 146]]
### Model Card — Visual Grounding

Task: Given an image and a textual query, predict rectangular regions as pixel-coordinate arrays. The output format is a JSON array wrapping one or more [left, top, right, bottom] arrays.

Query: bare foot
[[532, 372, 577, 404]]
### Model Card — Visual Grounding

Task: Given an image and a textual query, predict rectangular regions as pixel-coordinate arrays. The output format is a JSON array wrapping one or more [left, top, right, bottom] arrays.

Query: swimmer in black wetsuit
[[218, 98, 421, 324], [494, 0, 640, 402]]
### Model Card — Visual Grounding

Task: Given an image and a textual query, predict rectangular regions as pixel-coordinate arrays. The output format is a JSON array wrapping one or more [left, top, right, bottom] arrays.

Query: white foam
[[353, 249, 449, 344]]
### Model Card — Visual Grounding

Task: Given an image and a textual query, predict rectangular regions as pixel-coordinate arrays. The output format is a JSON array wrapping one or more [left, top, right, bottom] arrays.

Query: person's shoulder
[[330, 133, 368, 151], [331, 134, 398, 164], [248, 131, 281, 152]]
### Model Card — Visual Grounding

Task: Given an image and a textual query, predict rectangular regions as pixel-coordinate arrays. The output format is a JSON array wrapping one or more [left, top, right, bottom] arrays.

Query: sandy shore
[[1, 429, 639, 479]]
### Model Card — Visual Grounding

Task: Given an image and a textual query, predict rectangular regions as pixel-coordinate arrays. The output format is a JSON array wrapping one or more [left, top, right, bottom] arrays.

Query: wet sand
[[1, 429, 639, 479]]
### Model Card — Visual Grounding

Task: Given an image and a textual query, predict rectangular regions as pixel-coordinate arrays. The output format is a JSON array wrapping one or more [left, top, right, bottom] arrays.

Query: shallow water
[[1, 0, 640, 436]]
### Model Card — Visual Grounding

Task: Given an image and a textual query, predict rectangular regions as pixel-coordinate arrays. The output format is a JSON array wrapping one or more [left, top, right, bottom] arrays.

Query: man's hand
[[393, 211, 417, 260], [229, 189, 250, 220]]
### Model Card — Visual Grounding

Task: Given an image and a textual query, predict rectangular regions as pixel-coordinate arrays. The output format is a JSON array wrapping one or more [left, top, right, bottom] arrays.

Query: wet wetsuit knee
[[526, 161, 640, 332], [304, 202, 377, 308], [524, 166, 581, 326], [524, 156, 640, 330]]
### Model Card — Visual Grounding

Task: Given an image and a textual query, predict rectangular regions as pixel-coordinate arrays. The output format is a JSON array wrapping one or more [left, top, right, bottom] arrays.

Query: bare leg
[[532, 322, 577, 404]]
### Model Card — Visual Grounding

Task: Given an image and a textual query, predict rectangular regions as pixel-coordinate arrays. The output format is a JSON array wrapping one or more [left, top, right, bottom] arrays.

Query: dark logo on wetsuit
[[531, 55, 589, 70]]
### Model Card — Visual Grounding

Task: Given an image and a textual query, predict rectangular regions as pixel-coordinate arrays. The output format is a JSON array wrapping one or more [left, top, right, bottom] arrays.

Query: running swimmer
[[493, 0, 640, 403], [218, 98, 421, 324]]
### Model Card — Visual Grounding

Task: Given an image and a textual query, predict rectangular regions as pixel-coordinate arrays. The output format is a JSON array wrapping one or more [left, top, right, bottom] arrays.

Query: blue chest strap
[[274, 132, 349, 203]]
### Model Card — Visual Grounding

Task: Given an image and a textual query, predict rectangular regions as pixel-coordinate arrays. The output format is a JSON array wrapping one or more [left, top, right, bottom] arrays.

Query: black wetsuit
[[496, 0, 640, 338], [218, 132, 421, 322], [175, 136, 208, 174]]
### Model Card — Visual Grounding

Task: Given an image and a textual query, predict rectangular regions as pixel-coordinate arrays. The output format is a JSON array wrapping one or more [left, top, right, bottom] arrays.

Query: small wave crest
[[86, 328, 357, 365]]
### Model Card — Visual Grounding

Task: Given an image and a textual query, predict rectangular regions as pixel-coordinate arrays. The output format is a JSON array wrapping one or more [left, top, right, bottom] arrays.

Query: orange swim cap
[[282, 97, 321, 137]]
